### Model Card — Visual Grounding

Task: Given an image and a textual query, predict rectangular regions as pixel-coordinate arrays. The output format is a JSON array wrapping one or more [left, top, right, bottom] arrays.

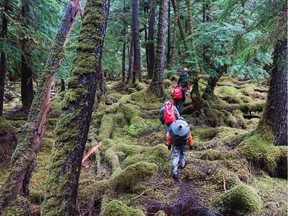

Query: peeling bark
[[0, 0, 81, 211], [41, 0, 108, 214]]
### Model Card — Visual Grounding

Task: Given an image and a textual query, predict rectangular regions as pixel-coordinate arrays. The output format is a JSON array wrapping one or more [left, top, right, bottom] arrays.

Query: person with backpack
[[177, 68, 190, 102], [173, 84, 183, 114], [167, 117, 193, 179], [159, 99, 180, 142]]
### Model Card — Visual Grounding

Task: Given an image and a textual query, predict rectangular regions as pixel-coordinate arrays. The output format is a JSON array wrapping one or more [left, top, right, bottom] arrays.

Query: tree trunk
[[0, 0, 8, 117], [146, 0, 156, 79], [166, 0, 171, 66], [257, 39, 287, 146], [127, 37, 134, 83], [0, 0, 81, 210], [171, 0, 188, 50], [147, 0, 168, 97], [20, 0, 34, 111], [169, 0, 178, 68], [202, 65, 226, 100], [41, 0, 109, 214], [121, 42, 126, 83], [132, 0, 142, 83]]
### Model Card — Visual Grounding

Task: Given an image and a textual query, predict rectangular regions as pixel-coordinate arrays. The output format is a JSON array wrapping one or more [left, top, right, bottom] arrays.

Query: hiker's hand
[[189, 146, 193, 150], [168, 145, 171, 150]]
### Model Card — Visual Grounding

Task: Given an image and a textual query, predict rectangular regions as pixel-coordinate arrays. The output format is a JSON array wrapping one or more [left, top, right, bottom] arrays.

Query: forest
[[0, 0, 287, 215]]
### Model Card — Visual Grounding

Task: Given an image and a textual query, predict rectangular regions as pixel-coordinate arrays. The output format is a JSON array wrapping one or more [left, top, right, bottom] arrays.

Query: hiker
[[177, 68, 190, 102], [159, 99, 180, 142], [173, 84, 183, 114], [167, 117, 193, 179]]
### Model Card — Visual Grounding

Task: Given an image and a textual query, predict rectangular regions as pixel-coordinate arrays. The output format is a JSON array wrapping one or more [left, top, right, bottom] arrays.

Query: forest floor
[[1, 76, 287, 216]]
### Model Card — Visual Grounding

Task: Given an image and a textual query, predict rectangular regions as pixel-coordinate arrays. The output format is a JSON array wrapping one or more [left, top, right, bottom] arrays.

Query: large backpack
[[169, 119, 190, 146], [164, 102, 176, 124], [173, 85, 182, 99]]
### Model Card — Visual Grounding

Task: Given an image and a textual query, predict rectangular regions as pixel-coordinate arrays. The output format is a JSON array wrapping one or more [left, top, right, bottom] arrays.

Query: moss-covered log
[[0, 0, 81, 211], [41, 0, 108, 215]]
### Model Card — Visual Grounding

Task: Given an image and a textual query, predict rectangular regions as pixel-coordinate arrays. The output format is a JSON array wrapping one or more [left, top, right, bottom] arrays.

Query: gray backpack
[[169, 119, 190, 146]]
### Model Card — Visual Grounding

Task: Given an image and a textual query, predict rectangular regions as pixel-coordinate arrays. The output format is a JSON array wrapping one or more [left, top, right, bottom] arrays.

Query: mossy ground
[[1, 77, 286, 215]]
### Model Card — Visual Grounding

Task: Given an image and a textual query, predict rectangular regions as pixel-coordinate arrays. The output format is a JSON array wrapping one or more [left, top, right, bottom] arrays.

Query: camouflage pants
[[171, 145, 186, 176]]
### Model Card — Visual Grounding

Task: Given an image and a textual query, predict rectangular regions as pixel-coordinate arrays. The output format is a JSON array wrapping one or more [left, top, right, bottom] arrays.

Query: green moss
[[238, 133, 280, 173], [103, 200, 145, 216], [5, 196, 30, 216], [212, 168, 241, 191], [118, 103, 140, 122], [223, 112, 237, 127], [0, 117, 17, 133], [104, 147, 121, 176], [200, 149, 221, 161], [111, 161, 158, 192], [127, 116, 150, 137], [213, 184, 263, 214], [98, 114, 115, 141], [240, 101, 265, 114], [193, 127, 219, 141], [123, 144, 169, 168], [216, 86, 242, 103]]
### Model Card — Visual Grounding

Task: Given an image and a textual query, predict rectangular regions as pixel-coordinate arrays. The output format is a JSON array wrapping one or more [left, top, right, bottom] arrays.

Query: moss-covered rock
[[212, 168, 241, 191], [103, 200, 145, 216], [200, 149, 221, 161], [123, 144, 169, 169], [213, 184, 263, 214], [111, 161, 158, 192], [98, 114, 115, 141], [238, 133, 281, 174]]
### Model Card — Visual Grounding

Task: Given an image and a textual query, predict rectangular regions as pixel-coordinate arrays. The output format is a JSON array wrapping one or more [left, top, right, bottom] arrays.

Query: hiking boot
[[172, 173, 178, 179]]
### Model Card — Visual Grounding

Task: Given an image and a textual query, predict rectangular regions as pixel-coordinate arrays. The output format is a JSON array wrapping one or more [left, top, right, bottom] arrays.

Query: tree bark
[[166, 0, 171, 66], [127, 37, 134, 83], [0, 0, 81, 210], [41, 0, 109, 214], [132, 0, 142, 83], [147, 0, 168, 97], [146, 0, 156, 79], [257, 39, 287, 146], [169, 0, 178, 68], [202, 65, 227, 100], [0, 0, 8, 116], [20, 0, 34, 111]]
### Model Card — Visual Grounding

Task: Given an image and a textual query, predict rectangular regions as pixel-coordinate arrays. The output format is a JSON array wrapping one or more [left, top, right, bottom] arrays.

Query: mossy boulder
[[213, 184, 263, 214], [200, 149, 221, 161], [238, 133, 284, 175], [212, 168, 241, 191], [123, 144, 169, 169], [127, 116, 149, 137], [111, 161, 158, 192], [103, 200, 145, 216]]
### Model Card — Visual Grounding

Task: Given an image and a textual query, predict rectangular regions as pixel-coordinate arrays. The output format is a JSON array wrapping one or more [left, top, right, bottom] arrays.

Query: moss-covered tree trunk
[[147, 0, 168, 97], [41, 0, 108, 215], [0, 0, 81, 210], [132, 0, 142, 83], [20, 0, 34, 111], [146, 0, 156, 79], [257, 39, 287, 146], [0, 0, 8, 117]]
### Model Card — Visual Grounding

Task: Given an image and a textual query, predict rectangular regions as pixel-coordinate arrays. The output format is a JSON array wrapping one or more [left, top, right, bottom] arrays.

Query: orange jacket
[[167, 133, 193, 148]]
